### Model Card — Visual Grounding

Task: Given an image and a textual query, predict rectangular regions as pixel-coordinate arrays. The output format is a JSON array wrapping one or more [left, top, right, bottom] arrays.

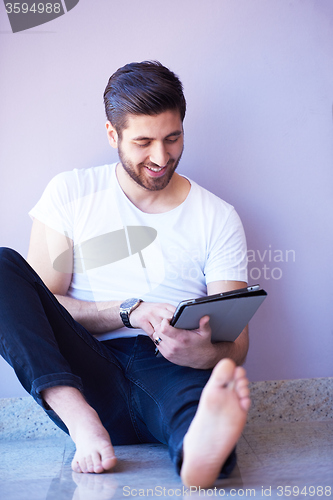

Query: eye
[[136, 142, 151, 148], [165, 137, 180, 144]]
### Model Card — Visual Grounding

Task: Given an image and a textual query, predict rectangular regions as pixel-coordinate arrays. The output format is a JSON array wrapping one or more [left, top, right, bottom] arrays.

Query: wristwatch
[[119, 298, 143, 328]]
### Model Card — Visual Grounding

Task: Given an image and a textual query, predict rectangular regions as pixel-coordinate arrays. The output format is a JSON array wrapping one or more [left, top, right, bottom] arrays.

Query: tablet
[[170, 285, 267, 342]]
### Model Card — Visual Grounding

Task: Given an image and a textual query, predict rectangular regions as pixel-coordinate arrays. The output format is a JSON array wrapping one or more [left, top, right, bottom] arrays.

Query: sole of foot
[[181, 358, 251, 489]]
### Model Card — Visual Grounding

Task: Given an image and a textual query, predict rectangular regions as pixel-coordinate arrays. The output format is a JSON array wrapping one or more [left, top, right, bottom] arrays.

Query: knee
[[0, 247, 20, 262], [0, 248, 34, 291], [0, 247, 24, 272]]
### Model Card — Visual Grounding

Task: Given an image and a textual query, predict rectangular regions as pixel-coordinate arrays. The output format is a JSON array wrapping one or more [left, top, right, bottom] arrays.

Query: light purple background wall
[[0, 0, 332, 398]]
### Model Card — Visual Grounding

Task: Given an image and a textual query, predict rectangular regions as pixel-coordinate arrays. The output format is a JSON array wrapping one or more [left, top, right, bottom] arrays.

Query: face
[[107, 110, 184, 192]]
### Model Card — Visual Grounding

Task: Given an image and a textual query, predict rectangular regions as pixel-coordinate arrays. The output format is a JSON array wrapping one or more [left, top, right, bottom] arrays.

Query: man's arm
[[151, 280, 249, 369], [27, 219, 174, 334], [27, 219, 124, 333]]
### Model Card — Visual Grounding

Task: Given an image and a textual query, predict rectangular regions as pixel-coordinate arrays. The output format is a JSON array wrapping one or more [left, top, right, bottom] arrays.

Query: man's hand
[[130, 302, 218, 368], [151, 315, 218, 369], [129, 301, 176, 334], [130, 300, 248, 369]]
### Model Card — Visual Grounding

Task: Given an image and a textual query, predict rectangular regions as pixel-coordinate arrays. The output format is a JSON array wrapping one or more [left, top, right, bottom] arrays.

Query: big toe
[[100, 447, 117, 472], [211, 358, 236, 387], [101, 456, 117, 471]]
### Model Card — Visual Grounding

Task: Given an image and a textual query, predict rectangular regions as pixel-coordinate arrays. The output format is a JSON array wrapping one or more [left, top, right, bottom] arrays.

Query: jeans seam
[[123, 337, 148, 442], [124, 337, 167, 443], [126, 356, 171, 444]]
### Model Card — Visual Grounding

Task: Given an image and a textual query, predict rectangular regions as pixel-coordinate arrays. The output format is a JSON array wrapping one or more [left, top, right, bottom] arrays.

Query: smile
[[145, 165, 164, 172]]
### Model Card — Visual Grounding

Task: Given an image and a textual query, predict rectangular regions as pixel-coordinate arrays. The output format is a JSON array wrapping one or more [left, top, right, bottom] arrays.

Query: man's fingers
[[129, 302, 175, 334], [144, 322, 155, 336]]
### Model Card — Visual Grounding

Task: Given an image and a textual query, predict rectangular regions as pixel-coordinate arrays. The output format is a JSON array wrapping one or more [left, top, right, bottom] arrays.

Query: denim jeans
[[0, 247, 236, 476]]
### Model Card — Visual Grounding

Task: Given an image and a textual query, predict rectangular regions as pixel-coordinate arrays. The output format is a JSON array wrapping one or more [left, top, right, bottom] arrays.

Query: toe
[[235, 377, 250, 393], [241, 397, 251, 412], [94, 463, 105, 474], [102, 455, 117, 471], [80, 458, 89, 474], [85, 455, 95, 473], [100, 445, 117, 472], [212, 358, 236, 387], [239, 386, 250, 400], [72, 459, 82, 474], [90, 451, 102, 474], [234, 366, 247, 381]]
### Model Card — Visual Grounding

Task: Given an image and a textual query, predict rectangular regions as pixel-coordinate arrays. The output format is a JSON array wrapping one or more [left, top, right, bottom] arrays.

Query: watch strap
[[119, 298, 143, 328]]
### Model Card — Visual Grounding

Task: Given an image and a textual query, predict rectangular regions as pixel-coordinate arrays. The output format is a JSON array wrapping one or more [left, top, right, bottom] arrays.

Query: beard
[[118, 144, 183, 192]]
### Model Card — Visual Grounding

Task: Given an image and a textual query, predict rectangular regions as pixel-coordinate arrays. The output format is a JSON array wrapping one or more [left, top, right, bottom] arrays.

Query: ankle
[[41, 386, 98, 432]]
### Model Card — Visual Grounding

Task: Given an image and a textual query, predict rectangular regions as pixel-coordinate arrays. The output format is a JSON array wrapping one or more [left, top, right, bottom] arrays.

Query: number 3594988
[[5, 3, 62, 14], [277, 486, 332, 497]]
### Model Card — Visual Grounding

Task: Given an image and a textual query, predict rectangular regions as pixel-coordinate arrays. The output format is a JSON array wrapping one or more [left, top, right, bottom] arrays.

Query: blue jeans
[[0, 247, 236, 476]]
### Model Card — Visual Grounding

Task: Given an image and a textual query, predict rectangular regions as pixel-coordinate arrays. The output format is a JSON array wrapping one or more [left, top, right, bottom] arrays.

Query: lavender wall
[[0, 0, 332, 397]]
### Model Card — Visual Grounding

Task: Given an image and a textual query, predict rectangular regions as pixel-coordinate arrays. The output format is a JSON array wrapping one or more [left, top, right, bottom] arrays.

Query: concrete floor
[[1, 421, 332, 500]]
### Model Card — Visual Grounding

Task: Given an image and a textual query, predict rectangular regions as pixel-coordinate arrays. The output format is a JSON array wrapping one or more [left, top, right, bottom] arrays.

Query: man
[[0, 61, 250, 488]]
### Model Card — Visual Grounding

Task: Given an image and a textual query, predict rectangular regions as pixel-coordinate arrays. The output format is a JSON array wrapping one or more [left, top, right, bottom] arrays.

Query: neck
[[116, 163, 190, 214]]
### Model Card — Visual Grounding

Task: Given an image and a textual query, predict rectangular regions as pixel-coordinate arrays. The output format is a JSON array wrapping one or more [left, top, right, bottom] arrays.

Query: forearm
[[183, 340, 248, 371], [209, 326, 249, 368], [55, 295, 123, 334]]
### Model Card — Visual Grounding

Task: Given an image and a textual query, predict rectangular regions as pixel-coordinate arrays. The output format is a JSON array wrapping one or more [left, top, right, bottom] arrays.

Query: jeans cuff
[[218, 447, 237, 479], [31, 372, 84, 407], [173, 441, 237, 479]]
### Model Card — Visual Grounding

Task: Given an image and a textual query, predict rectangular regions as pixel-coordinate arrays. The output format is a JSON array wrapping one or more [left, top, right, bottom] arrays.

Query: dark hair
[[103, 61, 186, 135]]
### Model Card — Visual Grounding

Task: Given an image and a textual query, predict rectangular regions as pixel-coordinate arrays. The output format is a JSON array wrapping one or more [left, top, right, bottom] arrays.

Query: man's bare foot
[[180, 358, 251, 489], [70, 407, 117, 474], [42, 386, 117, 474]]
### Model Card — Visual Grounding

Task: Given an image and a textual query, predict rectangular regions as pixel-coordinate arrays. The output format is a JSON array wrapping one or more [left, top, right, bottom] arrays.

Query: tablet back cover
[[172, 294, 267, 342]]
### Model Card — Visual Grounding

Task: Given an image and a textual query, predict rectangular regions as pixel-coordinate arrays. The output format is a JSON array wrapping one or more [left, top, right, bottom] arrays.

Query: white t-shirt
[[29, 163, 247, 340]]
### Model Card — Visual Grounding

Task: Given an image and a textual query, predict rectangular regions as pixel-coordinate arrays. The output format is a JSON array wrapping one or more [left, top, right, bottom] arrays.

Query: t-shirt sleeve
[[204, 208, 248, 284], [28, 172, 76, 240]]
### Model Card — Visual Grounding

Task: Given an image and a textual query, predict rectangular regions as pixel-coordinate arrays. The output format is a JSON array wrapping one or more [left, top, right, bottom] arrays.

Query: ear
[[106, 121, 119, 149]]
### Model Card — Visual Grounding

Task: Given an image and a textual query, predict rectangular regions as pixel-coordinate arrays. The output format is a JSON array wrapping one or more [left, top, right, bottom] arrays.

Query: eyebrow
[[132, 130, 183, 141]]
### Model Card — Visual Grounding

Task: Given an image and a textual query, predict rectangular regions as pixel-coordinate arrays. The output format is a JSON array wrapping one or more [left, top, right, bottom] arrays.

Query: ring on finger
[[154, 337, 162, 346]]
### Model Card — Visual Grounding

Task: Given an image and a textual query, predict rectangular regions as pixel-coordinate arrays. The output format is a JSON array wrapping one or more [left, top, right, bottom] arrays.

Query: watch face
[[121, 298, 140, 309]]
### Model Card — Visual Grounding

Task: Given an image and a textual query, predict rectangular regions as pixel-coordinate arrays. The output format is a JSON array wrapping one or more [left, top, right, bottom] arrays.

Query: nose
[[149, 142, 169, 167]]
